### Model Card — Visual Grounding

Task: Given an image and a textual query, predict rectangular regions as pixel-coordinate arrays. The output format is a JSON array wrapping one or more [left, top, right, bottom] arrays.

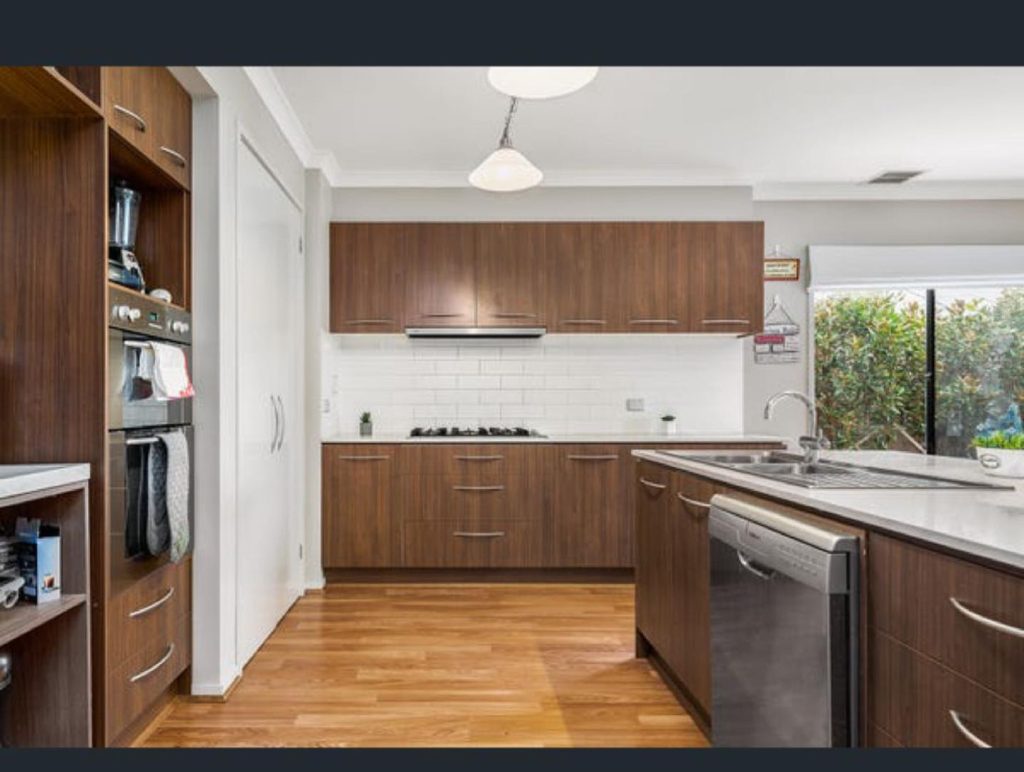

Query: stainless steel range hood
[[405, 326, 546, 338]]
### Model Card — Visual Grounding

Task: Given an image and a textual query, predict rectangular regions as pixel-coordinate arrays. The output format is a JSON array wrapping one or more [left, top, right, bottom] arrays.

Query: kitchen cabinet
[[618, 222, 688, 333], [546, 222, 622, 332], [322, 446, 399, 567], [329, 223, 410, 332], [689, 221, 763, 334], [634, 460, 675, 654], [403, 520, 543, 568], [476, 223, 547, 327], [404, 223, 477, 327]]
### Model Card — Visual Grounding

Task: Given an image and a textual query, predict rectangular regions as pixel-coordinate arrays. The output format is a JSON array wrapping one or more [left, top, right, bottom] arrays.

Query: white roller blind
[[808, 245, 1024, 290]]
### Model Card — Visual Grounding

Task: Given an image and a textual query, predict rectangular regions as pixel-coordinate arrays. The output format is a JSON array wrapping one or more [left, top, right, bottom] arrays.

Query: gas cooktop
[[409, 426, 545, 438]]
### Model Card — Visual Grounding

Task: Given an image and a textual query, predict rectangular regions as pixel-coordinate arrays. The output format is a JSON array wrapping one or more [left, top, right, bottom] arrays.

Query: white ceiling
[[267, 67, 1024, 193]]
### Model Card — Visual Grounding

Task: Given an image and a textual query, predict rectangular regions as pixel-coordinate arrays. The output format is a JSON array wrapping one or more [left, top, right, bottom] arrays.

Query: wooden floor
[[140, 583, 707, 747]]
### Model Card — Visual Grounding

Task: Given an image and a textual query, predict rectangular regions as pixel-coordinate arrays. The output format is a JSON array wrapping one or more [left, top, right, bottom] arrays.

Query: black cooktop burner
[[409, 426, 541, 438]]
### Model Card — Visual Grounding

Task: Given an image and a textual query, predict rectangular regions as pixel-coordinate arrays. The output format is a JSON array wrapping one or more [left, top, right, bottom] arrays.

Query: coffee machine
[[108, 181, 146, 291]]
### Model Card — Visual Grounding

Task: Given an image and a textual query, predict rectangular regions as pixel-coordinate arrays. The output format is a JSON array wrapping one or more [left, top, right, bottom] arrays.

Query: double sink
[[666, 450, 1008, 490]]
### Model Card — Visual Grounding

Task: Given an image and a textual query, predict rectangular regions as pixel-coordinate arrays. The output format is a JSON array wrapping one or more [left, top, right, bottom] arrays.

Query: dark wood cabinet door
[[405, 223, 476, 327], [689, 221, 764, 334], [617, 222, 688, 333], [550, 445, 629, 567], [476, 223, 547, 326], [547, 222, 622, 332], [322, 445, 398, 567], [148, 68, 191, 189], [103, 67, 155, 159], [329, 223, 410, 332], [634, 460, 675, 650]]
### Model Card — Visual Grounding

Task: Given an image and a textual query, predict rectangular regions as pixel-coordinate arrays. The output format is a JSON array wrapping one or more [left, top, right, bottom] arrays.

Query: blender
[[108, 181, 146, 291]]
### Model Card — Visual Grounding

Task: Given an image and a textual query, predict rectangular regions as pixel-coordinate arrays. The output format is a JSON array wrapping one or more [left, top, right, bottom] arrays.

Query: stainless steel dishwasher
[[708, 494, 859, 747]]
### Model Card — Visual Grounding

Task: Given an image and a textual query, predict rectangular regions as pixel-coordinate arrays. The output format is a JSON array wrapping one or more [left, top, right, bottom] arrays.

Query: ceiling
[[268, 67, 1024, 193]]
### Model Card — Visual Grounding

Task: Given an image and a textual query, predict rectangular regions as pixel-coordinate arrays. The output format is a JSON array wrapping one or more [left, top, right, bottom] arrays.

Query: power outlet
[[626, 398, 645, 412]]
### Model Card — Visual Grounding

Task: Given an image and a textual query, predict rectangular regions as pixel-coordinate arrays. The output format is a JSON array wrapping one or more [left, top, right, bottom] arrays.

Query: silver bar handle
[[277, 394, 286, 451], [629, 319, 678, 325], [737, 550, 775, 581], [338, 455, 390, 461], [124, 340, 151, 350], [454, 455, 504, 461], [677, 492, 711, 516], [949, 597, 1024, 639], [113, 103, 147, 132], [452, 485, 505, 492], [126, 437, 160, 446], [423, 312, 463, 318], [702, 319, 750, 325], [129, 587, 175, 618], [639, 477, 667, 491], [159, 146, 188, 168], [567, 454, 619, 461], [491, 312, 537, 318], [561, 319, 607, 325], [453, 531, 505, 538], [345, 319, 394, 325], [948, 710, 991, 748], [270, 395, 280, 453], [129, 644, 175, 683]]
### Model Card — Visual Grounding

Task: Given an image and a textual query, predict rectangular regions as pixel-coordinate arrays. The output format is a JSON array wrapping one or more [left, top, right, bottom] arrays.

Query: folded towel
[[145, 430, 191, 562], [138, 342, 194, 401]]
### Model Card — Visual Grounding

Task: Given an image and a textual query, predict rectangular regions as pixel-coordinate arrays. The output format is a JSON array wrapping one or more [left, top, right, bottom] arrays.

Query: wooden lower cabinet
[[550, 445, 629, 567], [635, 461, 674, 651], [322, 445, 398, 567]]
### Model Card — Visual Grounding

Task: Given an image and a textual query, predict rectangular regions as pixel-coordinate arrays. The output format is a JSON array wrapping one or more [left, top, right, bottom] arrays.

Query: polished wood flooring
[[140, 583, 707, 747]]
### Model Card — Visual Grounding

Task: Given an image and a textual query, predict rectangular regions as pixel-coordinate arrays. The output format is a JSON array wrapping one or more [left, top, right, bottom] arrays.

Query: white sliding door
[[235, 136, 303, 667]]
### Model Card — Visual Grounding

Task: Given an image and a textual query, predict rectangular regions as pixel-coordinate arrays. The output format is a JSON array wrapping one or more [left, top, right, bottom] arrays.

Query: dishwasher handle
[[736, 550, 776, 581]]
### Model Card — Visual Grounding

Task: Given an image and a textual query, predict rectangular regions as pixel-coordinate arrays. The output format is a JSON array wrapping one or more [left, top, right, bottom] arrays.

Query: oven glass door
[[108, 328, 193, 430]]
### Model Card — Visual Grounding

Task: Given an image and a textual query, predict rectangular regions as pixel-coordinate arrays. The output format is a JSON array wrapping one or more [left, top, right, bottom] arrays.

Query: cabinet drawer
[[107, 559, 190, 666], [869, 534, 1024, 705], [401, 473, 542, 520], [870, 631, 1024, 747], [399, 444, 542, 476], [106, 615, 190, 743], [403, 519, 542, 567]]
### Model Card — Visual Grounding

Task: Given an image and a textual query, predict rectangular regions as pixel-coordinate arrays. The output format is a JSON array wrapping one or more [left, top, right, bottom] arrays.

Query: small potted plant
[[973, 431, 1024, 478], [661, 414, 677, 436], [359, 411, 373, 438]]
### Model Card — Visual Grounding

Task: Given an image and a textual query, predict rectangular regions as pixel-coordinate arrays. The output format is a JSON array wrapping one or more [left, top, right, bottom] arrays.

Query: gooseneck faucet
[[763, 390, 831, 464]]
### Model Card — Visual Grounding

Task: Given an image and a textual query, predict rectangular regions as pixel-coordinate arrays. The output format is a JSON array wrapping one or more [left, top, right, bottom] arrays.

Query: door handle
[[129, 643, 175, 683], [567, 454, 619, 461], [677, 492, 711, 517], [276, 394, 286, 452], [128, 587, 174, 618], [736, 550, 775, 581], [491, 312, 537, 318], [452, 485, 505, 492], [639, 477, 667, 491], [629, 319, 678, 325], [453, 455, 505, 461], [113, 104, 147, 132], [702, 319, 750, 326], [948, 710, 991, 748], [949, 597, 1024, 638], [159, 146, 188, 168], [560, 319, 607, 326], [270, 395, 280, 453], [453, 531, 506, 538]]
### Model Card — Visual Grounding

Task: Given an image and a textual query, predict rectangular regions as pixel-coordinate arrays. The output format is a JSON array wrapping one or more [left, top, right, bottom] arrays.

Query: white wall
[[187, 67, 306, 697], [322, 335, 744, 438]]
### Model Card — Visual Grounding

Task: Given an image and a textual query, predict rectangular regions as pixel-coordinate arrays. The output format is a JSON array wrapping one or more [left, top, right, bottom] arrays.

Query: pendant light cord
[[498, 97, 519, 149]]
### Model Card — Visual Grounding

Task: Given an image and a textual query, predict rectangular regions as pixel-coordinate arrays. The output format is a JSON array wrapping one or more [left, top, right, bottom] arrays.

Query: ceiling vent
[[868, 170, 925, 184]]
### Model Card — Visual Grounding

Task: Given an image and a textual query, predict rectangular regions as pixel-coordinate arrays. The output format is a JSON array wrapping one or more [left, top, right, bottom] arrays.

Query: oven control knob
[[171, 320, 189, 334], [113, 304, 132, 321], [128, 307, 142, 322]]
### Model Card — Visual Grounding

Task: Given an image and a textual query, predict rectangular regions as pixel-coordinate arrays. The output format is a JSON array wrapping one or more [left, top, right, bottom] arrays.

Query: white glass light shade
[[468, 147, 543, 192], [487, 67, 599, 99]]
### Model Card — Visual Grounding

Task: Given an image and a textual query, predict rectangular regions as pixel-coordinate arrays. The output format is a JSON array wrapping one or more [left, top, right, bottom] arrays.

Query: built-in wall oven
[[108, 286, 193, 594]]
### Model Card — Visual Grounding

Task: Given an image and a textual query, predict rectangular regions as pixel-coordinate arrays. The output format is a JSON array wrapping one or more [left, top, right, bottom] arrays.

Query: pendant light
[[469, 97, 543, 193], [488, 67, 599, 100]]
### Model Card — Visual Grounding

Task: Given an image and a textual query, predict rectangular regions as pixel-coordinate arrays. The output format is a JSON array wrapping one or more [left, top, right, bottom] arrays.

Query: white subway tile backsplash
[[323, 333, 744, 436]]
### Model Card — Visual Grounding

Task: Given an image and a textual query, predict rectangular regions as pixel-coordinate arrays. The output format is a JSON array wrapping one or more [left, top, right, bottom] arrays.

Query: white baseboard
[[305, 573, 326, 590], [190, 664, 243, 697]]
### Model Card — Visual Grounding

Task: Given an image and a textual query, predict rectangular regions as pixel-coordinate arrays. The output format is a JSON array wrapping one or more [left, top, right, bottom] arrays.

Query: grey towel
[[146, 431, 191, 562]]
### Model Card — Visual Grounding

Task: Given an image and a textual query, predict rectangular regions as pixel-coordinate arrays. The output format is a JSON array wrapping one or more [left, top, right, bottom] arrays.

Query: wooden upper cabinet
[[547, 222, 623, 332], [405, 223, 477, 327], [104, 67, 154, 157], [689, 221, 763, 334], [617, 222, 688, 333], [149, 68, 191, 189], [330, 223, 409, 332], [476, 223, 547, 327]]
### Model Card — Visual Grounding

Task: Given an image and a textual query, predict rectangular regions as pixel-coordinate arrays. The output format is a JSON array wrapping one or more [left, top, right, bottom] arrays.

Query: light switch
[[626, 398, 645, 412]]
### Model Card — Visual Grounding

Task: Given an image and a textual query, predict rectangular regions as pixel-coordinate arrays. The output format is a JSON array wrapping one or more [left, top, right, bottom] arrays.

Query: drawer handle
[[561, 319, 606, 325], [338, 455, 390, 461], [949, 597, 1024, 639], [454, 455, 504, 461], [702, 319, 750, 326], [639, 477, 667, 491], [129, 586, 175, 618], [629, 319, 678, 325], [159, 146, 188, 168], [452, 485, 505, 492], [491, 312, 537, 318], [129, 643, 175, 683], [345, 319, 394, 325], [677, 492, 711, 516], [423, 312, 463, 318], [567, 454, 618, 461], [948, 710, 991, 748], [453, 531, 505, 539], [113, 104, 147, 132]]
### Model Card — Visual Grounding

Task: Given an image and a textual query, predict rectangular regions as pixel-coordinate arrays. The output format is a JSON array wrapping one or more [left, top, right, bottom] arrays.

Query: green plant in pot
[[661, 414, 677, 436], [359, 411, 373, 437], [973, 431, 1024, 478]]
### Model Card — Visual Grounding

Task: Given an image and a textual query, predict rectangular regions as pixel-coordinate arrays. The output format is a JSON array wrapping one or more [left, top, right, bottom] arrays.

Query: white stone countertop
[[632, 448, 1024, 573], [322, 432, 786, 445], [0, 464, 91, 501]]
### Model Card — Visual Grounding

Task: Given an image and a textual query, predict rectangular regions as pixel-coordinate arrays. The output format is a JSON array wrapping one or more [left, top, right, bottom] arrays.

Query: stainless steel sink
[[666, 451, 1010, 490]]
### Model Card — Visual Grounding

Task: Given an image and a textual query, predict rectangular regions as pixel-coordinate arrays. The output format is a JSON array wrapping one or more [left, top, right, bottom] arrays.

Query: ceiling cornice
[[752, 181, 1024, 202]]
